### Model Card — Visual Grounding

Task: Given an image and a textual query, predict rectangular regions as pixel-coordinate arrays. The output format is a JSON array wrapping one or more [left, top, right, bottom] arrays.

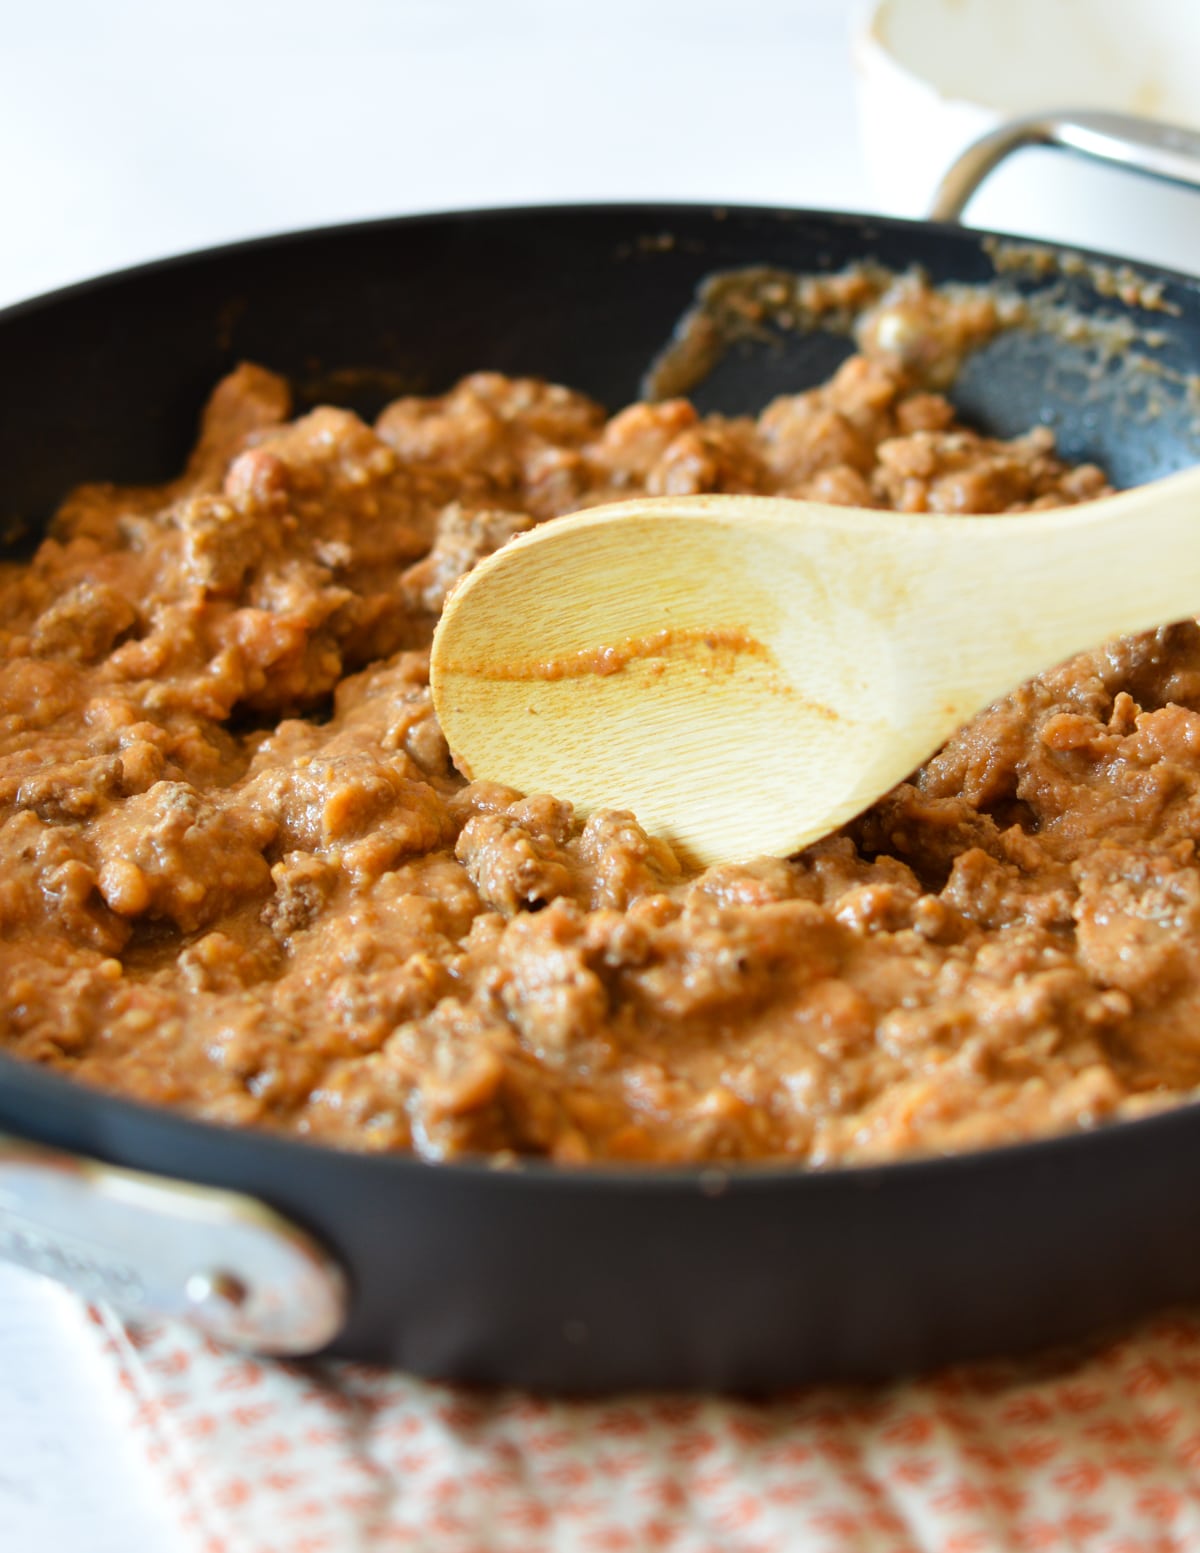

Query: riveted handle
[[0, 1131, 347, 1354], [931, 108, 1200, 223]]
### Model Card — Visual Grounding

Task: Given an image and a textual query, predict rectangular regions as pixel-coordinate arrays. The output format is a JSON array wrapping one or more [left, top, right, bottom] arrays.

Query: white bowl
[[853, 0, 1200, 274]]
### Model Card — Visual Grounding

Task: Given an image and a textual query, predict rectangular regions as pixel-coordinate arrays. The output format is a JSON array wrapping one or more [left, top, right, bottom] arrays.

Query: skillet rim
[[3, 197, 1200, 318]]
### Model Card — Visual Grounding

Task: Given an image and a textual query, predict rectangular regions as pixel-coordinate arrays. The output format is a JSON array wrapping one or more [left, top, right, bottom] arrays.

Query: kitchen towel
[[90, 1305, 1200, 1553]]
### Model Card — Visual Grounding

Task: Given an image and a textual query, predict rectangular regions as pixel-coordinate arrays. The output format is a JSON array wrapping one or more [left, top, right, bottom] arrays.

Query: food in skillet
[[2, 276, 1197, 1166]]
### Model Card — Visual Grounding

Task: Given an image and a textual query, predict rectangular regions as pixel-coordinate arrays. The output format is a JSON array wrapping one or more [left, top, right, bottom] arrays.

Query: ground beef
[[3, 306, 1195, 1167]]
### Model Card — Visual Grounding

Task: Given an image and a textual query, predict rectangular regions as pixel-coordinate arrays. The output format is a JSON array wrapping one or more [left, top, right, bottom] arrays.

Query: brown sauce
[[4, 296, 1197, 1168], [443, 625, 775, 683]]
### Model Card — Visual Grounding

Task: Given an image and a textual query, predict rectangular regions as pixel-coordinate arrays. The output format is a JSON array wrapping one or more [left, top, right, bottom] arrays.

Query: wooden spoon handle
[[908, 463, 1200, 718]]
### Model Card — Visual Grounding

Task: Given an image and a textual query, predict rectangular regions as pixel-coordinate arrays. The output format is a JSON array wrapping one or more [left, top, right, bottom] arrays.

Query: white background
[[0, 0, 871, 312], [0, 4, 873, 1549], [16, 2, 1198, 1547]]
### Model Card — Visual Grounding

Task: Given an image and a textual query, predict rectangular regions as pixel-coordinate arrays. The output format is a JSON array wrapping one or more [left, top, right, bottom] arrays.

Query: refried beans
[[2, 285, 1198, 1166]]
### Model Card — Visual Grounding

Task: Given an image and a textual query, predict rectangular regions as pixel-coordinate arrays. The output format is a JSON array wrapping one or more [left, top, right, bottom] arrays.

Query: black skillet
[[5, 188, 1200, 1392]]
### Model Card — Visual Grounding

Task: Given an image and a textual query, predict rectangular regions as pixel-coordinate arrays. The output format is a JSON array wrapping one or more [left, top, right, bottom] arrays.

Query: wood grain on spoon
[[431, 469, 1200, 868]]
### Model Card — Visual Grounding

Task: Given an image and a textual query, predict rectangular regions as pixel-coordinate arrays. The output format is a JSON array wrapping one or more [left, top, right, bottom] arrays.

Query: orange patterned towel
[[91, 1306, 1200, 1553]]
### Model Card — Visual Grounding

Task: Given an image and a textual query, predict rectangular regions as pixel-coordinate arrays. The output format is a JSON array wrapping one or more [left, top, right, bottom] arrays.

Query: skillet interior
[[3, 204, 1200, 1389]]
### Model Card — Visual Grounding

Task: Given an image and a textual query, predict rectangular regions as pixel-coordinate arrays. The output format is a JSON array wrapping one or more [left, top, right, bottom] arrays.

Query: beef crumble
[[6, 318, 1197, 1167]]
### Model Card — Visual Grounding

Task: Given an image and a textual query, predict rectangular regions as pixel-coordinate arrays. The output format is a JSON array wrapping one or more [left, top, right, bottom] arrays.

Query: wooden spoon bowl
[[432, 469, 1200, 867]]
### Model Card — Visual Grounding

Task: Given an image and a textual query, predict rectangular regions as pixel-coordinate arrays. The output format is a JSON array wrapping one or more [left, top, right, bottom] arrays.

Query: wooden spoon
[[431, 467, 1200, 868]]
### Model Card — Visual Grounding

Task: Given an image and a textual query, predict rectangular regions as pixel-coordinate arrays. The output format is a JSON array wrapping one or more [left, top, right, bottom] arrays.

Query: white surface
[[0, 0, 868, 314], [0, 1269, 189, 1553], [0, 4, 867, 1550]]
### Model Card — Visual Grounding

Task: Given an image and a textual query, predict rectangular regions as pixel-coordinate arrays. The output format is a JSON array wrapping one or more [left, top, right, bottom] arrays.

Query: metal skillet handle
[[930, 108, 1200, 222], [0, 1131, 347, 1354]]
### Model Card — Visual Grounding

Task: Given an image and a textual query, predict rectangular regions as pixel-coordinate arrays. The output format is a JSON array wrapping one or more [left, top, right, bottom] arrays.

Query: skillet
[[4, 194, 1200, 1392]]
